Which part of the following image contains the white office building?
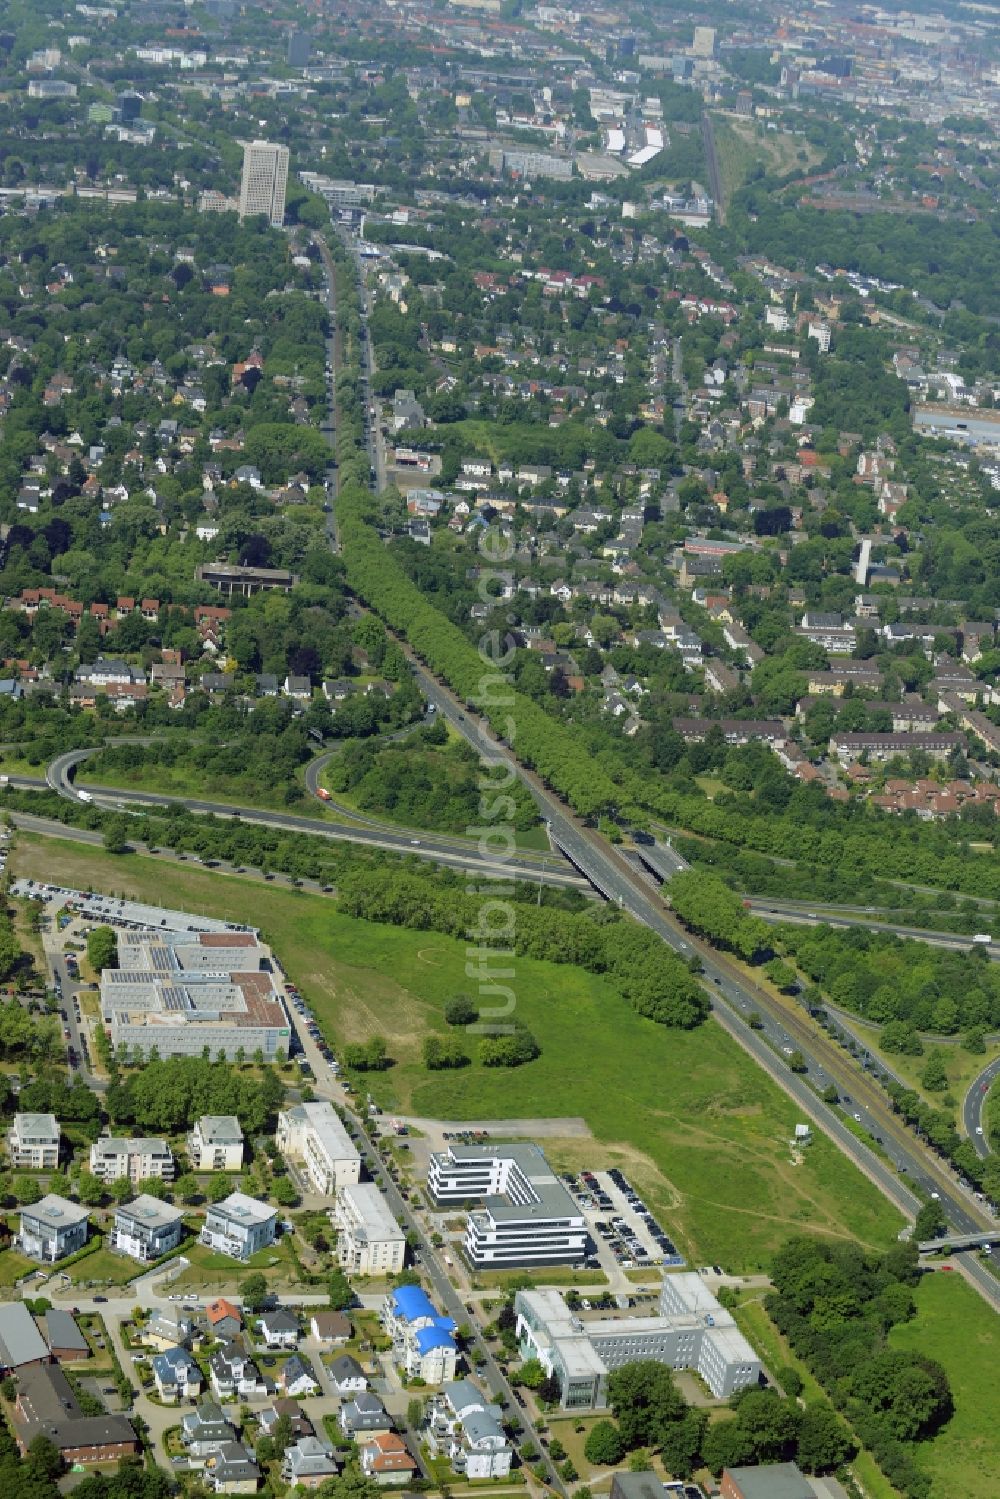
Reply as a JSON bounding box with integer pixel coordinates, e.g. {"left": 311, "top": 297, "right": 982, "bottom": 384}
{"left": 277, "top": 1102, "right": 360, "bottom": 1196}
{"left": 8, "top": 1113, "right": 60, "bottom": 1170}
{"left": 334, "top": 1183, "right": 406, "bottom": 1276}
{"left": 427, "top": 1143, "right": 587, "bottom": 1268}
{"left": 100, "top": 929, "right": 290, "bottom": 1062}
{"left": 90, "top": 1136, "right": 175, "bottom": 1184}
{"left": 239, "top": 139, "right": 290, "bottom": 227}
{"left": 187, "top": 1116, "right": 244, "bottom": 1172}
{"left": 515, "top": 1274, "right": 760, "bottom": 1409}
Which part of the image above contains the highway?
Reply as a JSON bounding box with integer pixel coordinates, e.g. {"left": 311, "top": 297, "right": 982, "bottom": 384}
{"left": 748, "top": 898, "right": 1000, "bottom": 960}
{"left": 39, "top": 747, "right": 589, "bottom": 892}
{"left": 402, "top": 654, "right": 999, "bottom": 1238}
{"left": 964, "top": 1058, "right": 1000, "bottom": 1158}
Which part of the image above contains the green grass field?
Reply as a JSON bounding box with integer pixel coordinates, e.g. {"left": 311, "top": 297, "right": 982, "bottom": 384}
{"left": 12, "top": 834, "right": 904, "bottom": 1270}
{"left": 889, "top": 1271, "right": 999, "bottom": 1499}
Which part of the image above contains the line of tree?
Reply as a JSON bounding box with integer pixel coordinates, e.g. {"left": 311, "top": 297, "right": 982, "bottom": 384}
{"left": 777, "top": 922, "right": 1000, "bottom": 1036}
{"left": 106, "top": 1055, "right": 285, "bottom": 1134}
{"left": 668, "top": 870, "right": 773, "bottom": 962}
{"left": 578, "top": 1358, "right": 852, "bottom": 1482}
{"left": 337, "top": 866, "right": 709, "bottom": 1029}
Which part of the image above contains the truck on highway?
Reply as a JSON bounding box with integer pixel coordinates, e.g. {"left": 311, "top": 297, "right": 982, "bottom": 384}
{"left": 77, "top": 790, "right": 93, "bottom": 803}
{"left": 316, "top": 787, "right": 331, "bottom": 802}
{"left": 972, "top": 933, "right": 993, "bottom": 945}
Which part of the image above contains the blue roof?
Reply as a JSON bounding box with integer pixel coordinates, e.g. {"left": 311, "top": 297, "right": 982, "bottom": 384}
{"left": 391, "top": 1285, "right": 437, "bottom": 1323}
{"left": 414, "top": 1326, "right": 456, "bottom": 1354}
{"left": 153, "top": 1346, "right": 197, "bottom": 1377}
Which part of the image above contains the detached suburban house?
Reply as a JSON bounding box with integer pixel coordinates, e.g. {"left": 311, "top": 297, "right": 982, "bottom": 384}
{"left": 153, "top": 1346, "right": 203, "bottom": 1404}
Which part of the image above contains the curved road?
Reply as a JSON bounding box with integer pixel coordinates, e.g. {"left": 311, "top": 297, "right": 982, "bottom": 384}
{"left": 964, "top": 1059, "right": 1000, "bottom": 1159}
{"left": 43, "top": 747, "right": 589, "bottom": 892}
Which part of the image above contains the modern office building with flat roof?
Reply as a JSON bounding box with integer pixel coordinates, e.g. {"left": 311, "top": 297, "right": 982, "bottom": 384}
{"left": 515, "top": 1273, "right": 760, "bottom": 1409}
{"left": 427, "top": 1143, "right": 587, "bottom": 1268}
{"left": 277, "top": 1101, "right": 361, "bottom": 1196}
{"left": 100, "top": 929, "right": 290, "bottom": 1061}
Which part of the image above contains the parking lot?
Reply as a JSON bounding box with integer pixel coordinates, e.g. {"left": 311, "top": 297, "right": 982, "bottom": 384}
{"left": 12, "top": 879, "right": 248, "bottom": 935}
{"left": 561, "top": 1165, "right": 685, "bottom": 1270}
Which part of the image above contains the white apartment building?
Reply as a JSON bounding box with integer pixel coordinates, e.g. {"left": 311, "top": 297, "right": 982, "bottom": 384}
{"left": 334, "top": 1183, "right": 406, "bottom": 1276}
{"left": 427, "top": 1143, "right": 587, "bottom": 1268}
{"left": 239, "top": 139, "right": 289, "bottom": 226}
{"left": 277, "top": 1102, "right": 360, "bottom": 1196}
{"left": 200, "top": 1192, "right": 277, "bottom": 1261}
{"left": 426, "top": 1381, "right": 512, "bottom": 1479}
{"left": 111, "top": 1195, "right": 185, "bottom": 1262}
{"left": 187, "top": 1116, "right": 244, "bottom": 1171}
{"left": 8, "top": 1113, "right": 60, "bottom": 1170}
{"left": 90, "top": 1136, "right": 175, "bottom": 1184}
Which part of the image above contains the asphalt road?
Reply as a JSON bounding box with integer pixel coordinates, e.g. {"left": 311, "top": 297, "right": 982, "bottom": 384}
{"left": 404, "top": 655, "right": 998, "bottom": 1245}
{"left": 963, "top": 1057, "right": 1000, "bottom": 1158}
{"left": 749, "top": 898, "right": 1000, "bottom": 960}
{"left": 42, "top": 747, "right": 588, "bottom": 891}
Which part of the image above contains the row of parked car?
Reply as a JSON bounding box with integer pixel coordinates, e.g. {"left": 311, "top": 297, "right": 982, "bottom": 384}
{"left": 287, "top": 983, "right": 339, "bottom": 1076}
{"left": 607, "top": 1166, "right": 682, "bottom": 1263}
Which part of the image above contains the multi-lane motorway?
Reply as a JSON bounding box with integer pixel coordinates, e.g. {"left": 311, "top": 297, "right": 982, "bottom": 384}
{"left": 399, "top": 664, "right": 1000, "bottom": 1310}
{"left": 37, "top": 747, "right": 588, "bottom": 892}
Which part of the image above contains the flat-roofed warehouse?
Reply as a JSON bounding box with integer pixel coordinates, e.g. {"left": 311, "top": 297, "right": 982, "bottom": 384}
{"left": 100, "top": 929, "right": 291, "bottom": 1061}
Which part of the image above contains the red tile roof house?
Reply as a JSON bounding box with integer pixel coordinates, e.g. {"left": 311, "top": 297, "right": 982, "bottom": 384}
{"left": 359, "top": 1432, "right": 418, "bottom": 1485}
